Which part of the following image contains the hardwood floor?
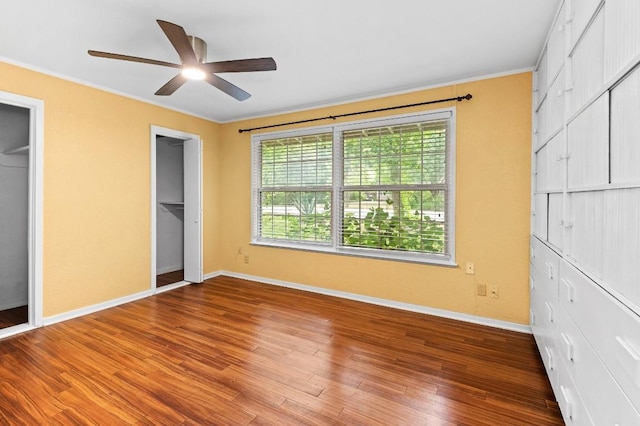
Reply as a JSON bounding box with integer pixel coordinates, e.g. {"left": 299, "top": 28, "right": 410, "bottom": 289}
{"left": 0, "top": 276, "right": 563, "bottom": 425}
{"left": 156, "top": 269, "right": 184, "bottom": 287}
{"left": 0, "top": 305, "right": 28, "bottom": 329}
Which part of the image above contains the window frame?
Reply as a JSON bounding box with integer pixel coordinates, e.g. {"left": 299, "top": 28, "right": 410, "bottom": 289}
{"left": 251, "top": 108, "right": 456, "bottom": 266}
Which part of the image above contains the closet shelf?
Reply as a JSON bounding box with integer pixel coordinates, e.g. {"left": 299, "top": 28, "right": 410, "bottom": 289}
{"left": 159, "top": 201, "right": 184, "bottom": 210}
{"left": 2, "top": 145, "right": 29, "bottom": 156}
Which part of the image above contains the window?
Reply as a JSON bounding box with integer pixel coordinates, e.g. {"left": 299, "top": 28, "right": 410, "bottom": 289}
{"left": 252, "top": 108, "right": 455, "bottom": 265}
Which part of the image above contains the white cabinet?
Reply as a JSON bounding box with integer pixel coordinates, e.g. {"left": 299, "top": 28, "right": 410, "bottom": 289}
{"left": 559, "top": 261, "right": 640, "bottom": 418}
{"left": 602, "top": 189, "right": 640, "bottom": 308}
{"left": 531, "top": 1, "right": 640, "bottom": 424}
{"left": 610, "top": 66, "right": 640, "bottom": 184}
{"left": 565, "top": 191, "right": 604, "bottom": 279}
{"left": 604, "top": 0, "right": 640, "bottom": 82}
{"left": 569, "top": 8, "right": 604, "bottom": 116}
{"left": 567, "top": 94, "right": 608, "bottom": 189}
{"left": 547, "top": 3, "right": 566, "bottom": 88}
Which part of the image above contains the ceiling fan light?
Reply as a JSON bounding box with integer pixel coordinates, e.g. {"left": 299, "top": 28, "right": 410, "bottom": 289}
{"left": 181, "top": 67, "right": 206, "bottom": 80}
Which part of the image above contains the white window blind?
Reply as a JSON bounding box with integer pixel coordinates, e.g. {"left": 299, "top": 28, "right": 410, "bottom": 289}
{"left": 255, "top": 130, "right": 333, "bottom": 243}
{"left": 339, "top": 119, "right": 451, "bottom": 258}
{"left": 252, "top": 108, "right": 456, "bottom": 265}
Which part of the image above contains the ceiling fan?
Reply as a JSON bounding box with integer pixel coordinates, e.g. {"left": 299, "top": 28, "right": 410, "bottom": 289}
{"left": 88, "top": 20, "right": 276, "bottom": 101}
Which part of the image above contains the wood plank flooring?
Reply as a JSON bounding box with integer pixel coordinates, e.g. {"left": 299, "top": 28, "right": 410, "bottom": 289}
{"left": 0, "top": 276, "right": 563, "bottom": 425}
{"left": 0, "top": 305, "right": 28, "bottom": 329}
{"left": 156, "top": 269, "right": 185, "bottom": 287}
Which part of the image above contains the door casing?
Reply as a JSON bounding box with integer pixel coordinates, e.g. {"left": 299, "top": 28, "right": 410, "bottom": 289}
{"left": 150, "top": 125, "right": 203, "bottom": 290}
{"left": 0, "top": 91, "right": 44, "bottom": 339}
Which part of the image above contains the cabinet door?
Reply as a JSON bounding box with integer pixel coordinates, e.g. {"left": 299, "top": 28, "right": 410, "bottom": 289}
{"left": 546, "top": 131, "right": 565, "bottom": 192}
{"left": 610, "top": 67, "right": 640, "bottom": 184}
{"left": 570, "top": 0, "right": 602, "bottom": 50}
{"left": 567, "top": 94, "right": 609, "bottom": 189}
{"left": 547, "top": 69, "right": 566, "bottom": 140}
{"left": 603, "top": 189, "right": 640, "bottom": 307}
{"left": 547, "top": 4, "right": 566, "bottom": 86}
{"left": 570, "top": 10, "right": 604, "bottom": 115}
{"left": 548, "top": 194, "right": 563, "bottom": 250}
{"left": 533, "top": 194, "right": 548, "bottom": 240}
{"left": 604, "top": 0, "right": 640, "bottom": 81}
{"left": 566, "top": 192, "right": 603, "bottom": 278}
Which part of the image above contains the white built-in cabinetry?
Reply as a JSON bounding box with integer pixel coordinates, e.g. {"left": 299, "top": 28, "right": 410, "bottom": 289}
{"left": 531, "top": 1, "right": 640, "bottom": 424}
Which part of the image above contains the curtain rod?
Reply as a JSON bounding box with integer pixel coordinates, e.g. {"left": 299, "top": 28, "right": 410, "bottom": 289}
{"left": 238, "top": 93, "right": 472, "bottom": 133}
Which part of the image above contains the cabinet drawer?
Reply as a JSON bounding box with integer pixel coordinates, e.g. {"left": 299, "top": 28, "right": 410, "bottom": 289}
{"left": 559, "top": 259, "right": 640, "bottom": 413}
{"left": 556, "top": 362, "right": 594, "bottom": 426}
{"left": 558, "top": 307, "right": 640, "bottom": 425}
{"left": 531, "top": 237, "right": 560, "bottom": 304}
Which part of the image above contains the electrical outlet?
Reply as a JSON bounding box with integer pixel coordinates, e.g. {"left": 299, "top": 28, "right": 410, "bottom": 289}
{"left": 477, "top": 283, "right": 487, "bottom": 296}
{"left": 465, "top": 262, "right": 475, "bottom": 275}
{"left": 490, "top": 285, "right": 499, "bottom": 299}
{"left": 244, "top": 255, "right": 250, "bottom": 264}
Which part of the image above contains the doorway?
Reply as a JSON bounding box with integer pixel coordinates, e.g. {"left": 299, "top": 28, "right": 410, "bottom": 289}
{"left": 0, "top": 91, "right": 43, "bottom": 339}
{"left": 151, "top": 126, "right": 203, "bottom": 292}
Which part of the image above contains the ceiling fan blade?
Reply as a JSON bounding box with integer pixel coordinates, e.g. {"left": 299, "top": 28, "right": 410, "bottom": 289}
{"left": 201, "top": 57, "right": 277, "bottom": 73}
{"left": 156, "top": 20, "right": 197, "bottom": 65}
{"left": 155, "top": 74, "right": 188, "bottom": 96}
{"left": 205, "top": 74, "right": 251, "bottom": 101}
{"left": 88, "top": 50, "right": 182, "bottom": 69}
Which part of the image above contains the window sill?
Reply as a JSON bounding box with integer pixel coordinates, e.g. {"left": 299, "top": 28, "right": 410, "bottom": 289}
{"left": 251, "top": 239, "right": 457, "bottom": 267}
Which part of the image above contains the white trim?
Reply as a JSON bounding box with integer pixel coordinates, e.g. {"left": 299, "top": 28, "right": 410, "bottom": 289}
{"left": 150, "top": 125, "right": 203, "bottom": 291}
{"left": 0, "top": 296, "right": 28, "bottom": 311}
{"left": 251, "top": 108, "right": 456, "bottom": 266}
{"left": 0, "top": 56, "right": 216, "bottom": 124}
{"left": 156, "top": 265, "right": 184, "bottom": 275}
{"left": 155, "top": 281, "right": 191, "bottom": 294}
{"left": 0, "top": 323, "right": 36, "bottom": 340}
{"left": 222, "top": 68, "right": 534, "bottom": 123}
{"left": 203, "top": 271, "right": 224, "bottom": 281}
{"left": 43, "top": 290, "right": 154, "bottom": 326}
{"left": 211, "top": 271, "right": 532, "bottom": 334}
{"left": 0, "top": 57, "right": 534, "bottom": 125}
{"left": 0, "top": 91, "right": 44, "bottom": 333}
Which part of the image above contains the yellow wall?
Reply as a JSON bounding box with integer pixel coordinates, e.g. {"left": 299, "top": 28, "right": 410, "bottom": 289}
{"left": 0, "top": 62, "right": 222, "bottom": 317}
{"left": 1, "top": 60, "right": 531, "bottom": 324}
{"left": 219, "top": 72, "right": 532, "bottom": 324}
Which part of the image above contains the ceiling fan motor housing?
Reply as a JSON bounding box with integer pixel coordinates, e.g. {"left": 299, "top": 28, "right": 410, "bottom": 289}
{"left": 187, "top": 36, "right": 207, "bottom": 63}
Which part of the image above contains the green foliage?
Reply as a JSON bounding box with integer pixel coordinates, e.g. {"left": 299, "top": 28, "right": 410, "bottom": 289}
{"left": 261, "top": 211, "right": 331, "bottom": 242}
{"left": 342, "top": 208, "right": 444, "bottom": 253}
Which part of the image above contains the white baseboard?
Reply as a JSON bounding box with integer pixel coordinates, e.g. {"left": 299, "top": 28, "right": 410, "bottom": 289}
{"left": 42, "top": 270, "right": 531, "bottom": 333}
{"left": 211, "top": 270, "right": 532, "bottom": 334}
{"left": 156, "top": 265, "right": 184, "bottom": 275}
{"left": 203, "top": 270, "right": 224, "bottom": 281}
{"left": 0, "top": 296, "right": 28, "bottom": 311}
{"left": 43, "top": 289, "right": 154, "bottom": 326}
{"left": 0, "top": 323, "right": 36, "bottom": 340}
{"left": 155, "top": 280, "right": 191, "bottom": 294}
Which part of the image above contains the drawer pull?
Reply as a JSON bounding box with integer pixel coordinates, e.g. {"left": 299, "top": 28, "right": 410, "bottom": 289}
{"left": 560, "top": 386, "right": 573, "bottom": 421}
{"left": 561, "top": 333, "right": 574, "bottom": 362}
{"left": 530, "top": 276, "right": 535, "bottom": 290}
{"left": 546, "top": 302, "right": 554, "bottom": 323}
{"left": 616, "top": 336, "right": 640, "bottom": 387}
{"left": 545, "top": 261, "right": 554, "bottom": 280}
{"left": 530, "top": 309, "right": 536, "bottom": 326}
{"left": 546, "top": 346, "right": 555, "bottom": 371}
{"left": 561, "top": 278, "right": 575, "bottom": 303}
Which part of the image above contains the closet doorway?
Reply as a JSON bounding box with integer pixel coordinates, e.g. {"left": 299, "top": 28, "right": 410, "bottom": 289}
{"left": 151, "top": 126, "right": 203, "bottom": 292}
{"left": 0, "top": 91, "right": 43, "bottom": 339}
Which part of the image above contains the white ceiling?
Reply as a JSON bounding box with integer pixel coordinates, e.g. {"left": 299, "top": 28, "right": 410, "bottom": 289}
{"left": 1, "top": 0, "right": 560, "bottom": 123}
